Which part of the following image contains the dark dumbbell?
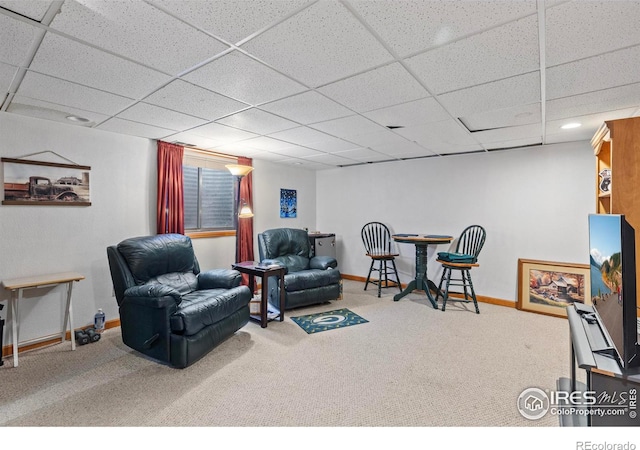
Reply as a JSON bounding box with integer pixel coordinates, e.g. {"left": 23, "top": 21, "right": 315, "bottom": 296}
{"left": 85, "top": 327, "right": 101, "bottom": 343}
{"left": 75, "top": 330, "right": 90, "bottom": 345}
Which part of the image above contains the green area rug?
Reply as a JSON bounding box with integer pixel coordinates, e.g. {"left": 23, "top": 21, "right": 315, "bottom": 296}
{"left": 290, "top": 308, "right": 368, "bottom": 334}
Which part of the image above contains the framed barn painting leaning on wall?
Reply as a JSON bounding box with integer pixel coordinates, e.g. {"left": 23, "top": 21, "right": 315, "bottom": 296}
{"left": 517, "top": 258, "right": 591, "bottom": 318}
{"left": 2, "top": 158, "right": 91, "bottom": 206}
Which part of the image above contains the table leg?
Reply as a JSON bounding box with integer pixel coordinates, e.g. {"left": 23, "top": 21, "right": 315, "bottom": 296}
{"left": 279, "top": 272, "right": 285, "bottom": 322}
{"left": 62, "top": 281, "right": 76, "bottom": 351}
{"left": 260, "top": 275, "right": 267, "bottom": 328}
{"left": 11, "top": 290, "right": 20, "bottom": 367}
{"left": 393, "top": 243, "right": 438, "bottom": 308}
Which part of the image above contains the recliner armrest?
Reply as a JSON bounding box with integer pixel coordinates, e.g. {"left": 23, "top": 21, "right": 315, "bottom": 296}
{"left": 310, "top": 256, "right": 338, "bottom": 270}
{"left": 198, "top": 269, "right": 242, "bottom": 289}
{"left": 124, "top": 284, "right": 182, "bottom": 307}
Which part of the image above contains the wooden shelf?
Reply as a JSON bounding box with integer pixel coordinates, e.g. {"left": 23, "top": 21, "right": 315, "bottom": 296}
{"left": 592, "top": 117, "right": 640, "bottom": 312}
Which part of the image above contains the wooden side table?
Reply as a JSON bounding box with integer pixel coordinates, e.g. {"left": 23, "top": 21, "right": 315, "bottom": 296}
{"left": 1, "top": 271, "right": 85, "bottom": 367}
{"left": 232, "top": 262, "right": 285, "bottom": 328}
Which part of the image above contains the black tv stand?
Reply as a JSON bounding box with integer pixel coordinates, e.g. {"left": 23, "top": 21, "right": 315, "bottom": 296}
{"left": 563, "top": 303, "right": 640, "bottom": 426}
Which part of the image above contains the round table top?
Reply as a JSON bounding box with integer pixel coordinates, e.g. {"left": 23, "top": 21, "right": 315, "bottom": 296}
{"left": 392, "top": 234, "right": 453, "bottom": 244}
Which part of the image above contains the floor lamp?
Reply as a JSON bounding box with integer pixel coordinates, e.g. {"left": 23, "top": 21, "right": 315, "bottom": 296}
{"left": 226, "top": 164, "right": 254, "bottom": 263}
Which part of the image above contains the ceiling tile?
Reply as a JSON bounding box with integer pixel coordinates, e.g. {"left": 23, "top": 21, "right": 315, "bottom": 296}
{"left": 240, "top": 150, "right": 291, "bottom": 162}
{"left": 96, "top": 117, "right": 176, "bottom": 139}
{"left": 117, "top": 102, "right": 208, "bottom": 131}
{"left": 343, "top": 129, "right": 411, "bottom": 148}
{"left": 483, "top": 137, "right": 542, "bottom": 150}
{"left": 472, "top": 123, "right": 541, "bottom": 145}
{"left": 437, "top": 71, "right": 540, "bottom": 118}
{"left": 242, "top": 0, "right": 393, "bottom": 87}
{"left": 363, "top": 97, "right": 451, "bottom": 127}
{"left": 144, "top": 79, "right": 249, "bottom": 120}
{"left": 0, "top": 0, "right": 52, "bottom": 21}
{"left": 394, "top": 119, "right": 479, "bottom": 148}
{"left": 216, "top": 108, "right": 298, "bottom": 135}
{"left": 301, "top": 137, "right": 360, "bottom": 153}
{"left": 370, "top": 140, "right": 430, "bottom": 156}
{"left": 150, "top": 0, "right": 313, "bottom": 45}
{"left": 318, "top": 62, "right": 428, "bottom": 112}
{"left": 208, "top": 142, "right": 264, "bottom": 156}
{"left": 546, "top": 1, "right": 640, "bottom": 67}
{"left": 259, "top": 91, "right": 353, "bottom": 124}
{"left": 161, "top": 131, "right": 223, "bottom": 149}
{"left": 268, "top": 126, "right": 333, "bottom": 146}
{"left": 16, "top": 71, "right": 134, "bottom": 115}
{"left": 294, "top": 160, "right": 335, "bottom": 170}
{"left": 546, "top": 83, "right": 640, "bottom": 121}
{"left": 331, "top": 147, "right": 392, "bottom": 163}
{"left": 303, "top": 152, "right": 359, "bottom": 166}
{"left": 349, "top": 0, "right": 536, "bottom": 57}
{"left": 546, "top": 46, "right": 640, "bottom": 100}
{"left": 267, "top": 126, "right": 358, "bottom": 152}
{"left": 29, "top": 33, "right": 171, "bottom": 99}
{"left": 309, "top": 115, "right": 387, "bottom": 138}
{"left": 235, "top": 135, "right": 295, "bottom": 152}
{"left": 49, "top": 0, "right": 229, "bottom": 76}
{"left": 270, "top": 145, "right": 326, "bottom": 158}
{"left": 187, "top": 121, "right": 259, "bottom": 144}
{"left": 0, "top": 13, "right": 40, "bottom": 66}
{"left": 182, "top": 51, "right": 307, "bottom": 105}
{"left": 7, "top": 94, "right": 110, "bottom": 127}
{"left": 405, "top": 15, "right": 539, "bottom": 94}
{"left": 460, "top": 103, "right": 541, "bottom": 131}
{"left": 0, "top": 61, "right": 16, "bottom": 92}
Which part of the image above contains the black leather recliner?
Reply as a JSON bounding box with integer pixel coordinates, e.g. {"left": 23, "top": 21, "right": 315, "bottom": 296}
{"left": 107, "top": 234, "right": 251, "bottom": 369}
{"left": 258, "top": 228, "right": 341, "bottom": 310}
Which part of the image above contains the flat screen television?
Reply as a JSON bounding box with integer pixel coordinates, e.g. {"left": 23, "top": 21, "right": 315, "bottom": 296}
{"left": 588, "top": 214, "right": 640, "bottom": 369}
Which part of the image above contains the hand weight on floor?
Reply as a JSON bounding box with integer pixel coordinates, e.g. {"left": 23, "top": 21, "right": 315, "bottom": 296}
{"left": 75, "top": 326, "right": 101, "bottom": 345}
{"left": 75, "top": 329, "right": 90, "bottom": 345}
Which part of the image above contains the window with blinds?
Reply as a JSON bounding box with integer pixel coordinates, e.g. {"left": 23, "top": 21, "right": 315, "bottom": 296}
{"left": 183, "top": 149, "right": 236, "bottom": 233}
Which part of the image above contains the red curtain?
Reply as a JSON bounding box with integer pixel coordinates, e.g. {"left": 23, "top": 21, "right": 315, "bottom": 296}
{"left": 237, "top": 157, "right": 254, "bottom": 284}
{"left": 157, "top": 141, "right": 185, "bottom": 235}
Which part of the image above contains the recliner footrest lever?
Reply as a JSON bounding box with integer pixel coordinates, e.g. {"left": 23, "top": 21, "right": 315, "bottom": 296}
{"left": 143, "top": 333, "right": 160, "bottom": 349}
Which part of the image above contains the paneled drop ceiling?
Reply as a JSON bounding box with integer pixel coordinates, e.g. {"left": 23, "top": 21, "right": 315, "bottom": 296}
{"left": 2, "top": 0, "right": 640, "bottom": 170}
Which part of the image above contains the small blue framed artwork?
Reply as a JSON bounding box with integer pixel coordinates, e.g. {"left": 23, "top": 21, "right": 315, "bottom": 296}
{"left": 280, "top": 188, "right": 297, "bottom": 218}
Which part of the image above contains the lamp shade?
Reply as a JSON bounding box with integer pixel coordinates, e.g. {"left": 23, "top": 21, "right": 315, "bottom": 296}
{"left": 225, "top": 164, "right": 254, "bottom": 177}
{"left": 239, "top": 204, "right": 254, "bottom": 218}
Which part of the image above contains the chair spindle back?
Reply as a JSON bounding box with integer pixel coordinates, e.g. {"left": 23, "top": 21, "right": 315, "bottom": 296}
{"left": 456, "top": 225, "right": 486, "bottom": 258}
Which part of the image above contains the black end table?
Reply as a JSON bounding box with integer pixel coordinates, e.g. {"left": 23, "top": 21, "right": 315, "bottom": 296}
{"left": 232, "top": 262, "right": 286, "bottom": 328}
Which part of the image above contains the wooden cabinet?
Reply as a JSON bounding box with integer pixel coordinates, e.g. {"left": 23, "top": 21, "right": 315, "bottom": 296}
{"left": 591, "top": 116, "right": 640, "bottom": 314}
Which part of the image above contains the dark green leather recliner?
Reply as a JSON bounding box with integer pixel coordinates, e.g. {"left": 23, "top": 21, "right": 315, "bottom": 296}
{"left": 258, "top": 228, "right": 341, "bottom": 311}
{"left": 107, "top": 234, "right": 251, "bottom": 369}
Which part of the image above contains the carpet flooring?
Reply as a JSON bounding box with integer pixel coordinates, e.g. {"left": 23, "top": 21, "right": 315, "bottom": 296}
{"left": 1, "top": 279, "right": 595, "bottom": 444}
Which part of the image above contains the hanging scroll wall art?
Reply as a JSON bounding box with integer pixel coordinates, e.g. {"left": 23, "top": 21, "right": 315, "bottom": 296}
{"left": 2, "top": 158, "right": 91, "bottom": 206}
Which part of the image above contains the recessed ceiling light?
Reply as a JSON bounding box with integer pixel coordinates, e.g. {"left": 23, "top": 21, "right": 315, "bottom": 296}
{"left": 561, "top": 122, "right": 581, "bottom": 129}
{"left": 66, "top": 115, "right": 90, "bottom": 123}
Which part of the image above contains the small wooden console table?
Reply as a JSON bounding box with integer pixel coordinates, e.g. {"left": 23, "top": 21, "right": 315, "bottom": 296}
{"left": 1, "top": 271, "right": 84, "bottom": 367}
{"left": 232, "top": 262, "right": 285, "bottom": 328}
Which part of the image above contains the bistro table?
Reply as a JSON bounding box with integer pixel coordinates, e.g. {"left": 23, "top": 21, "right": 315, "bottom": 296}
{"left": 392, "top": 234, "right": 453, "bottom": 308}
